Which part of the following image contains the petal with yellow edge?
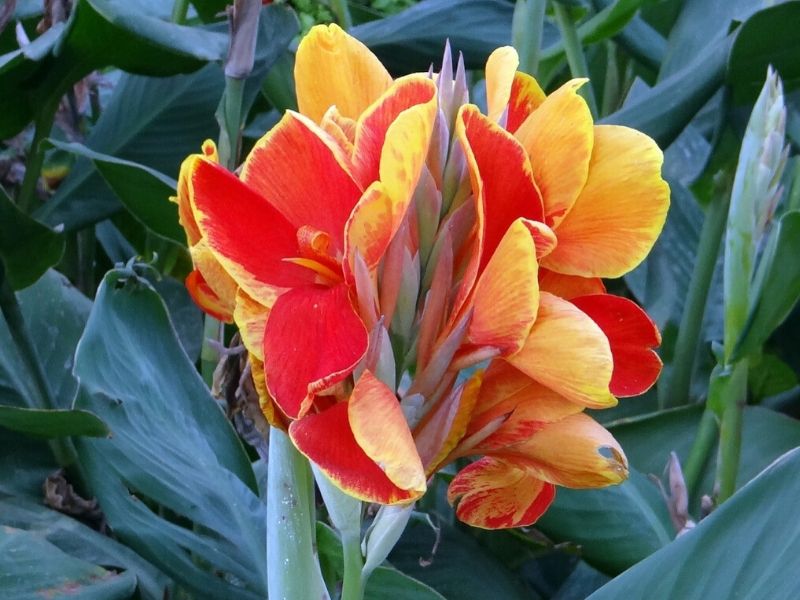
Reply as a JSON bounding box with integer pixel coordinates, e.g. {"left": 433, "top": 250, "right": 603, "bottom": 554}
{"left": 189, "top": 240, "right": 238, "bottom": 308}
{"left": 506, "top": 72, "right": 546, "bottom": 133}
{"left": 467, "top": 218, "right": 539, "bottom": 355}
{"left": 457, "top": 104, "right": 543, "bottom": 273}
{"left": 542, "top": 125, "right": 670, "bottom": 278}
{"left": 189, "top": 157, "right": 313, "bottom": 304}
{"left": 499, "top": 413, "right": 628, "bottom": 488}
{"left": 290, "top": 401, "right": 423, "bottom": 505}
{"left": 348, "top": 370, "right": 426, "bottom": 493}
{"left": 507, "top": 292, "right": 616, "bottom": 408}
{"left": 263, "top": 283, "right": 368, "bottom": 419}
{"left": 250, "top": 356, "right": 287, "bottom": 431}
{"left": 571, "top": 294, "right": 662, "bottom": 397}
{"left": 185, "top": 269, "right": 234, "bottom": 323}
{"left": 515, "top": 79, "right": 593, "bottom": 226}
{"left": 320, "top": 106, "right": 355, "bottom": 156}
{"left": 233, "top": 288, "right": 271, "bottom": 360}
{"left": 448, "top": 457, "right": 555, "bottom": 529}
{"left": 295, "top": 23, "right": 393, "bottom": 123}
{"left": 485, "top": 46, "right": 519, "bottom": 123}
{"left": 241, "top": 111, "right": 361, "bottom": 250}
{"left": 538, "top": 268, "right": 605, "bottom": 300}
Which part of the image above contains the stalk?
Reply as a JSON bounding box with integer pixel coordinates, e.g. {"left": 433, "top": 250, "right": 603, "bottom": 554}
{"left": 552, "top": 2, "right": 598, "bottom": 117}
{"left": 17, "top": 103, "right": 58, "bottom": 213}
{"left": 681, "top": 408, "right": 718, "bottom": 499}
{"left": 715, "top": 360, "right": 748, "bottom": 502}
{"left": 341, "top": 532, "right": 366, "bottom": 600}
{"left": 330, "top": 0, "right": 353, "bottom": 29}
{"left": 171, "top": 0, "right": 190, "bottom": 24}
{"left": 513, "top": 0, "right": 547, "bottom": 75}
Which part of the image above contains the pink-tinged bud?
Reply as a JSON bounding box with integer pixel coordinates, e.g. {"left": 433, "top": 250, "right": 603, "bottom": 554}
{"left": 416, "top": 232, "right": 454, "bottom": 370}
{"left": 414, "top": 166, "right": 443, "bottom": 267}
{"left": 225, "top": 0, "right": 261, "bottom": 79}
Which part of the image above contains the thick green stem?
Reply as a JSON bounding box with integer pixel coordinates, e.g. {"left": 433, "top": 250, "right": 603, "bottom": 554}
{"left": 217, "top": 76, "right": 245, "bottom": 171}
{"left": 267, "top": 428, "right": 330, "bottom": 600}
{"left": 341, "top": 532, "right": 366, "bottom": 600}
{"left": 330, "top": 0, "right": 353, "bottom": 29}
{"left": 0, "top": 269, "right": 79, "bottom": 468}
{"left": 716, "top": 360, "right": 748, "bottom": 502}
{"left": 513, "top": 0, "right": 547, "bottom": 75}
{"left": 171, "top": 0, "right": 190, "bottom": 24}
{"left": 553, "top": 2, "right": 598, "bottom": 117}
{"left": 17, "top": 105, "right": 58, "bottom": 213}
{"left": 682, "top": 408, "right": 718, "bottom": 499}
{"left": 661, "top": 193, "right": 729, "bottom": 408}
{"left": 200, "top": 315, "right": 222, "bottom": 386}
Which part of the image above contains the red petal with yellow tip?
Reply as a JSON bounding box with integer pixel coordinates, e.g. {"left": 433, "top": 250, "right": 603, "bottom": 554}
{"left": 457, "top": 105, "right": 544, "bottom": 273}
{"left": 507, "top": 292, "right": 616, "bottom": 408}
{"left": 467, "top": 219, "right": 539, "bottom": 355}
{"left": 186, "top": 240, "right": 238, "bottom": 322}
{"left": 538, "top": 269, "right": 605, "bottom": 299}
{"left": 523, "top": 220, "right": 557, "bottom": 259}
{"left": 348, "top": 371, "right": 426, "bottom": 493}
{"left": 506, "top": 72, "right": 546, "bottom": 133}
{"left": 250, "top": 357, "right": 287, "bottom": 431}
{"left": 485, "top": 46, "right": 519, "bottom": 123}
{"left": 542, "top": 125, "right": 670, "bottom": 278}
{"left": 190, "top": 158, "right": 313, "bottom": 304}
{"left": 498, "top": 413, "right": 628, "bottom": 488}
{"left": 448, "top": 458, "right": 555, "bottom": 529}
{"left": 185, "top": 270, "right": 234, "bottom": 322}
{"left": 233, "top": 288, "right": 271, "bottom": 360}
{"left": 571, "top": 294, "right": 662, "bottom": 397}
{"left": 295, "top": 23, "right": 392, "bottom": 123}
{"left": 515, "top": 79, "right": 593, "bottom": 226}
{"left": 264, "top": 283, "right": 368, "bottom": 419}
{"left": 241, "top": 111, "right": 361, "bottom": 250}
{"left": 289, "top": 401, "right": 422, "bottom": 505}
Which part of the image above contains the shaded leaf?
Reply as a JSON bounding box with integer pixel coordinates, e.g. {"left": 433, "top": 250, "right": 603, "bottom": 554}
{"left": 0, "top": 406, "right": 108, "bottom": 438}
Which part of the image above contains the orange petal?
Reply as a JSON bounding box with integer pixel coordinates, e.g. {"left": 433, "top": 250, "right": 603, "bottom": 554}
{"left": 571, "top": 294, "right": 662, "bottom": 397}
{"left": 264, "top": 283, "right": 368, "bottom": 419}
{"left": 467, "top": 218, "right": 539, "bottom": 355}
{"left": 542, "top": 125, "right": 670, "bottom": 277}
{"left": 320, "top": 105, "right": 356, "bottom": 156}
{"left": 507, "top": 292, "right": 616, "bottom": 408}
{"left": 185, "top": 269, "right": 234, "bottom": 322}
{"left": 348, "top": 371, "right": 426, "bottom": 493}
{"left": 289, "top": 401, "right": 422, "bottom": 505}
{"left": 515, "top": 79, "right": 593, "bottom": 226}
{"left": 251, "top": 356, "right": 287, "bottom": 431}
{"left": 240, "top": 111, "right": 361, "bottom": 251}
{"left": 448, "top": 457, "right": 555, "bottom": 529}
{"left": 233, "top": 288, "right": 271, "bottom": 360}
{"left": 538, "top": 269, "right": 605, "bottom": 299}
{"left": 524, "top": 220, "right": 557, "bottom": 259}
{"left": 295, "top": 23, "right": 393, "bottom": 123}
{"left": 506, "top": 72, "right": 546, "bottom": 133}
{"left": 500, "top": 413, "right": 628, "bottom": 488}
{"left": 485, "top": 46, "right": 519, "bottom": 123}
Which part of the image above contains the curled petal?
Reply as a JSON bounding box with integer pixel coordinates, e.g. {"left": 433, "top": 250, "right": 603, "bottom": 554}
{"left": 186, "top": 240, "right": 238, "bottom": 322}
{"left": 515, "top": 79, "right": 593, "bottom": 226}
{"left": 507, "top": 292, "right": 616, "bottom": 408}
{"left": 185, "top": 269, "right": 234, "bottom": 323}
{"left": 251, "top": 357, "right": 287, "bottom": 431}
{"left": 542, "top": 125, "right": 670, "bottom": 277}
{"left": 320, "top": 105, "right": 356, "bottom": 156}
{"left": 571, "top": 294, "right": 662, "bottom": 396}
{"left": 295, "top": 23, "right": 392, "bottom": 123}
{"left": 289, "top": 402, "right": 423, "bottom": 505}
{"left": 448, "top": 457, "right": 555, "bottom": 529}
{"left": 348, "top": 371, "right": 426, "bottom": 493}
{"left": 485, "top": 46, "right": 519, "bottom": 123}
{"left": 233, "top": 288, "right": 271, "bottom": 360}
{"left": 264, "top": 284, "right": 368, "bottom": 419}
{"left": 538, "top": 269, "right": 605, "bottom": 300}
{"left": 506, "top": 72, "right": 546, "bottom": 133}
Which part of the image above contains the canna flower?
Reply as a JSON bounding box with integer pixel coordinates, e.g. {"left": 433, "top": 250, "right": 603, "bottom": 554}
{"left": 176, "top": 24, "right": 669, "bottom": 528}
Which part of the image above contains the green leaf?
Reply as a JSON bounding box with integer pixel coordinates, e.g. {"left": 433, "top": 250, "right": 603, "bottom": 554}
{"left": 35, "top": 4, "right": 298, "bottom": 234}
{"left": 0, "top": 0, "right": 229, "bottom": 138}
{"left": 734, "top": 211, "right": 800, "bottom": 360}
{"left": 748, "top": 353, "right": 799, "bottom": 402}
{"left": 589, "top": 448, "right": 800, "bottom": 599}
{"left": 366, "top": 568, "right": 447, "bottom": 600}
{"left": 0, "top": 526, "right": 137, "bottom": 600}
{"left": 0, "top": 406, "right": 108, "bottom": 438}
{"left": 73, "top": 268, "right": 265, "bottom": 599}
{"left": 352, "top": 0, "right": 514, "bottom": 74}
{"left": 536, "top": 470, "right": 673, "bottom": 575}
{"left": 0, "top": 186, "right": 64, "bottom": 291}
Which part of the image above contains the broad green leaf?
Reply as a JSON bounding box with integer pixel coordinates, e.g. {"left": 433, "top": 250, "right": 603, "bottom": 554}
{"left": 0, "top": 0, "right": 229, "bottom": 138}
{"left": 0, "top": 428, "right": 54, "bottom": 497}
{"left": 0, "top": 526, "right": 137, "bottom": 600}
{"left": 0, "top": 497, "right": 168, "bottom": 600}
{"left": 589, "top": 448, "right": 800, "bottom": 599}
{"left": 749, "top": 353, "right": 798, "bottom": 402}
{"left": 73, "top": 268, "right": 264, "bottom": 599}
{"left": 36, "top": 4, "right": 298, "bottom": 234}
{"left": 44, "top": 140, "right": 182, "bottom": 244}
{"left": 149, "top": 276, "right": 203, "bottom": 363}
{"left": 536, "top": 470, "right": 673, "bottom": 575}
{"left": 733, "top": 211, "right": 800, "bottom": 360}
{"left": 0, "top": 186, "right": 63, "bottom": 290}
{"left": 352, "top": 0, "right": 516, "bottom": 74}
{"left": 0, "top": 406, "right": 108, "bottom": 438}
{"left": 366, "top": 568, "right": 447, "bottom": 600}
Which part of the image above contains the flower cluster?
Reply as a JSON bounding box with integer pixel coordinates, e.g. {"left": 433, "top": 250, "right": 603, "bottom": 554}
{"left": 174, "top": 24, "right": 669, "bottom": 528}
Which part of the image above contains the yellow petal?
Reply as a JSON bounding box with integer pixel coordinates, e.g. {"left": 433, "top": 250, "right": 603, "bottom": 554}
{"left": 295, "top": 24, "right": 393, "bottom": 123}
{"left": 233, "top": 288, "right": 271, "bottom": 360}
{"left": 507, "top": 292, "right": 616, "bottom": 408}
{"left": 542, "top": 124, "right": 670, "bottom": 278}
{"left": 515, "top": 79, "right": 593, "bottom": 225}
{"left": 250, "top": 357, "right": 287, "bottom": 431}
{"left": 485, "top": 46, "right": 519, "bottom": 123}
{"left": 189, "top": 240, "right": 238, "bottom": 316}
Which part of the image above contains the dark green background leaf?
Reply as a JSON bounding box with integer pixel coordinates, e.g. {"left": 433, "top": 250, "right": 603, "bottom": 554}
{"left": 0, "top": 406, "right": 108, "bottom": 438}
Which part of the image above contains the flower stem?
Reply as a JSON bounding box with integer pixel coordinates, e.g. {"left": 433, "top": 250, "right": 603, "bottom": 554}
{"left": 513, "top": 0, "right": 546, "bottom": 75}
{"left": 330, "top": 0, "right": 353, "bottom": 29}
{"left": 17, "top": 103, "right": 58, "bottom": 214}
{"left": 341, "top": 532, "right": 366, "bottom": 600}
{"left": 682, "top": 408, "right": 718, "bottom": 499}
{"left": 171, "top": 0, "right": 190, "bottom": 24}
{"left": 660, "top": 191, "right": 729, "bottom": 408}
{"left": 200, "top": 315, "right": 222, "bottom": 386}
{"left": 715, "top": 359, "right": 748, "bottom": 503}
{"left": 552, "top": 2, "right": 598, "bottom": 117}
{"left": 267, "top": 428, "right": 330, "bottom": 600}
{"left": 217, "top": 76, "right": 245, "bottom": 171}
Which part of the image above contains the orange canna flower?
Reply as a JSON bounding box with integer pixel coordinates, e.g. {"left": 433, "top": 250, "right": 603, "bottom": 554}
{"left": 175, "top": 25, "right": 670, "bottom": 526}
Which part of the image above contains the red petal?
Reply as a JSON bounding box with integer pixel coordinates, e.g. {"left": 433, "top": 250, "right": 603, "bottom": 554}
{"left": 264, "top": 284, "right": 368, "bottom": 419}
{"left": 185, "top": 269, "right": 233, "bottom": 322}
{"left": 571, "top": 294, "right": 662, "bottom": 397}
